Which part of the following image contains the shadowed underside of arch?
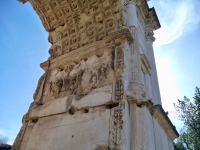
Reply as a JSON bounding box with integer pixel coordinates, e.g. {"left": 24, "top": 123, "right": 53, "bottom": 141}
{"left": 20, "top": 0, "right": 125, "bottom": 32}
{"left": 19, "top": 0, "right": 160, "bottom": 32}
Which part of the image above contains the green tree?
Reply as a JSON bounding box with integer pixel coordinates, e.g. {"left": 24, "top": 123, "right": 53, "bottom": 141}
{"left": 0, "top": 137, "right": 8, "bottom": 146}
{"left": 173, "top": 87, "right": 200, "bottom": 150}
{"left": 173, "top": 142, "right": 186, "bottom": 150}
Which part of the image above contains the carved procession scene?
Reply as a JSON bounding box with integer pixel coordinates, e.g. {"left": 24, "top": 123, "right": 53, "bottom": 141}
{"left": 37, "top": 49, "right": 124, "bottom": 102}
{"left": 12, "top": 0, "right": 179, "bottom": 150}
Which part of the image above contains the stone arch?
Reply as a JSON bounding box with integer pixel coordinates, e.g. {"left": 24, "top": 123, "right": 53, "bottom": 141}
{"left": 21, "top": 0, "right": 124, "bottom": 32}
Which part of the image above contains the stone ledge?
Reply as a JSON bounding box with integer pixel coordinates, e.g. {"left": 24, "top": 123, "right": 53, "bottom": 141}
{"left": 29, "top": 85, "right": 113, "bottom": 119}
{"left": 127, "top": 95, "right": 179, "bottom": 140}
{"left": 40, "top": 28, "right": 133, "bottom": 71}
{"left": 153, "top": 105, "right": 179, "bottom": 140}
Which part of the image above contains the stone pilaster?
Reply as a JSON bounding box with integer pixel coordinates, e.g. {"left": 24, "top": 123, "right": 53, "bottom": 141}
{"left": 12, "top": 0, "right": 178, "bottom": 150}
{"left": 145, "top": 24, "right": 162, "bottom": 105}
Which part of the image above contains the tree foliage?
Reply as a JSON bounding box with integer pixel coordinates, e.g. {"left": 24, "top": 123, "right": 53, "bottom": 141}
{"left": 173, "top": 87, "right": 200, "bottom": 150}
{"left": 173, "top": 142, "right": 186, "bottom": 150}
{"left": 0, "top": 137, "right": 8, "bottom": 146}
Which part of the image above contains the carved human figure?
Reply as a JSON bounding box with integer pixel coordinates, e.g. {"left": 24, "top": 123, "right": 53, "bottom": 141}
{"left": 63, "top": 77, "right": 70, "bottom": 91}
{"left": 89, "top": 73, "right": 98, "bottom": 89}
{"left": 99, "top": 65, "right": 107, "bottom": 78}
{"left": 97, "top": 65, "right": 109, "bottom": 87}
{"left": 56, "top": 79, "right": 63, "bottom": 94}
{"left": 72, "top": 70, "right": 84, "bottom": 94}
{"left": 43, "top": 82, "right": 54, "bottom": 100}
{"left": 91, "top": 73, "right": 97, "bottom": 83}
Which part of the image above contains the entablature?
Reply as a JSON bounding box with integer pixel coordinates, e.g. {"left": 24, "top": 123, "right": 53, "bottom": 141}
{"left": 127, "top": 95, "right": 179, "bottom": 141}
{"left": 136, "top": 0, "right": 161, "bottom": 30}
{"left": 154, "top": 105, "right": 179, "bottom": 140}
{"left": 40, "top": 28, "right": 133, "bottom": 71}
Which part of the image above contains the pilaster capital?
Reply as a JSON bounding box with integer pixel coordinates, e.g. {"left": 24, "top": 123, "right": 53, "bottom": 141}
{"left": 145, "top": 25, "right": 156, "bottom": 42}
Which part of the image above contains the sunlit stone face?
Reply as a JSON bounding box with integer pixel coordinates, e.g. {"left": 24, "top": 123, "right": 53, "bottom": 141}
{"left": 12, "top": 1, "right": 178, "bottom": 150}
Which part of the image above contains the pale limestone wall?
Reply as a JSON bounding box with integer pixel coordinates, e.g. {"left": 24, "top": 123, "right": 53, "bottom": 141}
{"left": 25, "top": 107, "right": 110, "bottom": 150}
{"left": 168, "top": 135, "right": 174, "bottom": 150}
{"left": 18, "top": 123, "right": 34, "bottom": 150}
{"left": 153, "top": 117, "right": 174, "bottom": 150}
{"left": 138, "top": 26, "right": 147, "bottom": 56}
{"left": 129, "top": 104, "right": 176, "bottom": 150}
{"left": 12, "top": 0, "right": 179, "bottom": 150}
{"left": 144, "top": 107, "right": 157, "bottom": 150}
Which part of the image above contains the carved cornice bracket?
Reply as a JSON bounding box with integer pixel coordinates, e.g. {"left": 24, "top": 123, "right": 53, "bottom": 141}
{"left": 137, "top": 0, "right": 161, "bottom": 30}
{"left": 145, "top": 24, "right": 156, "bottom": 42}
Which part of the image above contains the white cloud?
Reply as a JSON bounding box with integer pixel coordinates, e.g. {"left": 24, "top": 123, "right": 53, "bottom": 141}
{"left": 149, "top": 0, "right": 200, "bottom": 48}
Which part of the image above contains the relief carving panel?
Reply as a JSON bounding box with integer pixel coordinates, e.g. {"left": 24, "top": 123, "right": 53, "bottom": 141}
{"left": 41, "top": 51, "right": 116, "bottom": 102}
{"left": 33, "top": 44, "right": 127, "bottom": 103}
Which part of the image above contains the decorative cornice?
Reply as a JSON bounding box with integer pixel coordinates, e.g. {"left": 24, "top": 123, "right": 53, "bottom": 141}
{"left": 148, "top": 7, "right": 161, "bottom": 30}
{"left": 40, "top": 28, "right": 133, "bottom": 71}
{"left": 137, "top": 0, "right": 161, "bottom": 31}
{"left": 154, "top": 105, "right": 179, "bottom": 140}
{"left": 126, "top": 95, "right": 179, "bottom": 140}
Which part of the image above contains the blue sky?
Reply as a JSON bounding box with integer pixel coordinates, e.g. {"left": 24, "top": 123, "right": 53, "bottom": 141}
{"left": 0, "top": 0, "right": 200, "bottom": 144}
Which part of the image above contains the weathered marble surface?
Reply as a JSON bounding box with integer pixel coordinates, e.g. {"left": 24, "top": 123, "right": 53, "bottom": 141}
{"left": 12, "top": 0, "right": 178, "bottom": 150}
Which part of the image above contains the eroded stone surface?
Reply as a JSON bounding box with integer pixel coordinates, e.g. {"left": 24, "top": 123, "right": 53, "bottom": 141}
{"left": 26, "top": 107, "right": 111, "bottom": 150}
{"left": 12, "top": 0, "right": 178, "bottom": 150}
